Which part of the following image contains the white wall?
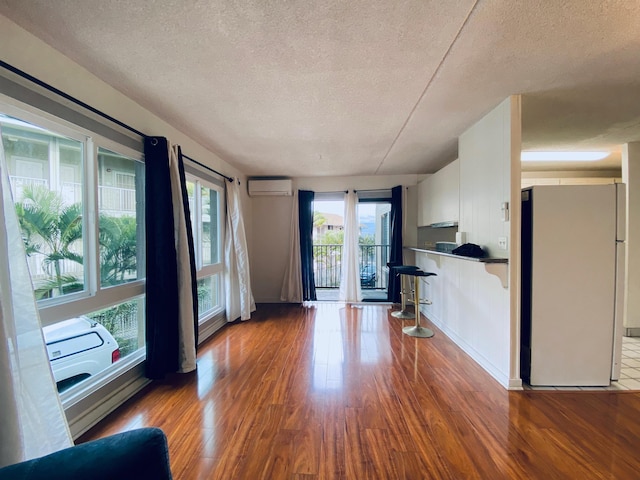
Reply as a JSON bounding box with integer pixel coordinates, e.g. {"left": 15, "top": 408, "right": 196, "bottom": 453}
{"left": 623, "top": 143, "right": 640, "bottom": 332}
{"left": 459, "top": 100, "right": 515, "bottom": 258}
{"left": 250, "top": 175, "right": 418, "bottom": 303}
{"left": 419, "top": 97, "right": 521, "bottom": 388}
{"left": 250, "top": 196, "right": 294, "bottom": 302}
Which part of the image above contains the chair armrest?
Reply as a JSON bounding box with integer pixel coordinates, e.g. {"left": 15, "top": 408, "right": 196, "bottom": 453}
{"left": 0, "top": 428, "right": 172, "bottom": 480}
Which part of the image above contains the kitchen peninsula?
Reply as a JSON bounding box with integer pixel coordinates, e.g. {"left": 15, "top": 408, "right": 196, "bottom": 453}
{"left": 404, "top": 245, "right": 512, "bottom": 386}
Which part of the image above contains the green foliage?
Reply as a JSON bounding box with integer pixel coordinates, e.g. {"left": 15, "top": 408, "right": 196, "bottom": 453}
{"left": 15, "top": 185, "right": 83, "bottom": 298}
{"left": 87, "top": 301, "right": 139, "bottom": 357}
{"left": 16, "top": 187, "right": 141, "bottom": 357}
{"left": 359, "top": 234, "right": 375, "bottom": 245}
{"left": 317, "top": 229, "right": 344, "bottom": 245}
{"left": 313, "top": 211, "right": 327, "bottom": 227}
{"left": 99, "top": 214, "right": 137, "bottom": 285}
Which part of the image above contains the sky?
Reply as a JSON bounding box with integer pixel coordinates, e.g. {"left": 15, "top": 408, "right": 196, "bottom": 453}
{"left": 314, "top": 200, "right": 376, "bottom": 217}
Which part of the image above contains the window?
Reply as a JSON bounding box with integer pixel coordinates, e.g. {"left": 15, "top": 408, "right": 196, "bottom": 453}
{"left": 186, "top": 174, "right": 224, "bottom": 322}
{"left": 98, "top": 147, "right": 143, "bottom": 288}
{"left": 1, "top": 107, "right": 145, "bottom": 396}
{"left": 3, "top": 115, "right": 86, "bottom": 299}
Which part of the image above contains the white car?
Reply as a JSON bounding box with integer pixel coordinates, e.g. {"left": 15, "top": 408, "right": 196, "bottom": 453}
{"left": 43, "top": 316, "right": 120, "bottom": 392}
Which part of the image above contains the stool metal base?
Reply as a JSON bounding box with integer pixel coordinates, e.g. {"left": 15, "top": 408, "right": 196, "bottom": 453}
{"left": 391, "top": 310, "right": 416, "bottom": 320}
{"left": 401, "top": 274, "right": 435, "bottom": 339}
{"left": 391, "top": 309, "right": 415, "bottom": 319}
{"left": 402, "top": 325, "right": 434, "bottom": 338}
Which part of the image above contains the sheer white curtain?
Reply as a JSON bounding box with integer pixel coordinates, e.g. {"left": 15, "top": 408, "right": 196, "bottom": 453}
{"left": 280, "top": 190, "right": 302, "bottom": 302}
{"left": 0, "top": 129, "right": 72, "bottom": 467}
{"left": 225, "top": 180, "right": 256, "bottom": 321}
{"left": 339, "top": 190, "right": 362, "bottom": 302}
{"left": 169, "top": 145, "right": 196, "bottom": 373}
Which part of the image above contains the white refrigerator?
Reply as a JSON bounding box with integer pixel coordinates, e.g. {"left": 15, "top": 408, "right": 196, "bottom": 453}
{"left": 520, "top": 184, "right": 626, "bottom": 386}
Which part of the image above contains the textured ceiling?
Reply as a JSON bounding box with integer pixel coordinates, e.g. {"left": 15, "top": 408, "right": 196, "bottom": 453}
{"left": 1, "top": 1, "right": 640, "bottom": 176}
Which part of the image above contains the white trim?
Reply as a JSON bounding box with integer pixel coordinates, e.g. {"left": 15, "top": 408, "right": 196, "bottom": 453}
{"left": 0, "top": 96, "right": 90, "bottom": 143}
{"left": 95, "top": 138, "right": 143, "bottom": 165}
{"left": 420, "top": 305, "right": 511, "bottom": 389}
{"left": 198, "top": 312, "right": 227, "bottom": 343}
{"left": 67, "top": 374, "right": 150, "bottom": 439}
{"left": 60, "top": 349, "right": 145, "bottom": 407}
{"left": 87, "top": 137, "right": 99, "bottom": 297}
{"left": 39, "top": 282, "right": 145, "bottom": 325}
{"left": 198, "top": 263, "right": 223, "bottom": 277}
{"left": 508, "top": 378, "right": 524, "bottom": 390}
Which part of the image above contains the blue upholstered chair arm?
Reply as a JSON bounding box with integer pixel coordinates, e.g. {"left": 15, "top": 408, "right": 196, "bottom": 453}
{"left": 0, "top": 427, "right": 172, "bottom": 480}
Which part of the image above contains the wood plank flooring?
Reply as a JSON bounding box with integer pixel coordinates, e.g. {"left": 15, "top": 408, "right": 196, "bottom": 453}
{"left": 80, "top": 303, "right": 640, "bottom": 479}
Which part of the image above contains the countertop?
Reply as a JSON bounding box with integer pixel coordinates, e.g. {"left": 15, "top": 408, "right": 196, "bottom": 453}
{"left": 405, "top": 247, "right": 509, "bottom": 264}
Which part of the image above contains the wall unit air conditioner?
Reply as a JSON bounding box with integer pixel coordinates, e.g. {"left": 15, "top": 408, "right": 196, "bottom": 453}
{"left": 248, "top": 178, "right": 293, "bottom": 196}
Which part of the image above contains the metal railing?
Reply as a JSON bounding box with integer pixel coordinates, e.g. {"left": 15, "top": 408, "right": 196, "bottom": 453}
{"left": 99, "top": 185, "right": 136, "bottom": 213}
{"left": 313, "top": 243, "right": 390, "bottom": 289}
{"left": 9, "top": 177, "right": 136, "bottom": 214}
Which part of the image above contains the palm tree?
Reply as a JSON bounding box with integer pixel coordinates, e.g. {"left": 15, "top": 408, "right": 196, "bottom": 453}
{"left": 99, "top": 214, "right": 137, "bottom": 286}
{"left": 313, "top": 211, "right": 327, "bottom": 228}
{"left": 15, "top": 185, "right": 83, "bottom": 298}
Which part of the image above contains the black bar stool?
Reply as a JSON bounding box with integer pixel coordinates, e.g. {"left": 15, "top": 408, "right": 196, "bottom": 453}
{"left": 390, "top": 265, "right": 421, "bottom": 319}
{"left": 400, "top": 270, "right": 437, "bottom": 338}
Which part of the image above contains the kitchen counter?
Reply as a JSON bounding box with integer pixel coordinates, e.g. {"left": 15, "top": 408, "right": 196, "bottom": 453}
{"left": 406, "top": 247, "right": 509, "bottom": 264}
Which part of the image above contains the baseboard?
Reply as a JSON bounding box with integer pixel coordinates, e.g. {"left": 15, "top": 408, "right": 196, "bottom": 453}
{"left": 67, "top": 369, "right": 150, "bottom": 439}
{"left": 624, "top": 327, "right": 640, "bottom": 337}
{"left": 199, "top": 313, "right": 227, "bottom": 343}
{"left": 254, "top": 297, "right": 287, "bottom": 303}
{"left": 508, "top": 378, "right": 524, "bottom": 390}
{"left": 421, "top": 306, "right": 510, "bottom": 389}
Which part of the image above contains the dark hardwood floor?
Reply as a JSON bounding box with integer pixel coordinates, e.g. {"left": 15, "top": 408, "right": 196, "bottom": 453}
{"left": 80, "top": 303, "right": 640, "bottom": 479}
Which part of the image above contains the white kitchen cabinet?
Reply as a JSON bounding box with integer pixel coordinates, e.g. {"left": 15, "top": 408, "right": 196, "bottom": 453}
{"left": 417, "top": 159, "right": 460, "bottom": 226}
{"left": 417, "top": 177, "right": 433, "bottom": 226}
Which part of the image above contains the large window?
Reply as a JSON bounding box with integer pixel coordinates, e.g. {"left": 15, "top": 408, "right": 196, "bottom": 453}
{"left": 186, "top": 174, "right": 224, "bottom": 322}
{"left": 98, "top": 147, "right": 143, "bottom": 288}
{"left": 1, "top": 107, "right": 145, "bottom": 396}
{"left": 3, "top": 115, "right": 86, "bottom": 299}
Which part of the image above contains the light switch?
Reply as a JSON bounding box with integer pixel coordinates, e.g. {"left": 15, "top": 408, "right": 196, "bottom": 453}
{"left": 501, "top": 202, "right": 509, "bottom": 222}
{"left": 498, "top": 236, "right": 508, "bottom": 250}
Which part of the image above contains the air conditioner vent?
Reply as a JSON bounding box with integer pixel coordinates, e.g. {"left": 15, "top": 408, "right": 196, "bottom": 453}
{"left": 248, "top": 179, "right": 292, "bottom": 196}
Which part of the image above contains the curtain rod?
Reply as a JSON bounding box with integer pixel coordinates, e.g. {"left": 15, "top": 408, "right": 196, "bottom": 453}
{"left": 354, "top": 188, "right": 392, "bottom": 193}
{"left": 182, "top": 154, "right": 234, "bottom": 183}
{"left": 0, "top": 60, "right": 235, "bottom": 183}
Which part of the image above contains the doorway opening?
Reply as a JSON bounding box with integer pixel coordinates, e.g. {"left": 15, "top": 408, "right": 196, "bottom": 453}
{"left": 312, "top": 197, "right": 390, "bottom": 301}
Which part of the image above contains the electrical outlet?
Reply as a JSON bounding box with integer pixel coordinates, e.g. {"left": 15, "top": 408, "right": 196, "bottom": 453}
{"left": 498, "top": 236, "right": 508, "bottom": 250}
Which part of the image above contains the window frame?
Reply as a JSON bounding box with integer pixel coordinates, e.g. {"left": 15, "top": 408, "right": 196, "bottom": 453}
{"left": 0, "top": 95, "right": 146, "bottom": 403}
{"left": 185, "top": 172, "right": 225, "bottom": 322}
{"left": 22, "top": 125, "right": 147, "bottom": 328}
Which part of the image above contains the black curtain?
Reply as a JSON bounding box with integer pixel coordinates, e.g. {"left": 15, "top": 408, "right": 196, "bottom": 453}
{"left": 144, "top": 137, "right": 198, "bottom": 379}
{"left": 299, "top": 190, "right": 316, "bottom": 301}
{"left": 387, "top": 185, "right": 403, "bottom": 302}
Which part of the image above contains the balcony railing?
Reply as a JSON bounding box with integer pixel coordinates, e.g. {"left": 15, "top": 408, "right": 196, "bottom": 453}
{"left": 9, "top": 177, "right": 136, "bottom": 214}
{"left": 313, "top": 243, "right": 390, "bottom": 289}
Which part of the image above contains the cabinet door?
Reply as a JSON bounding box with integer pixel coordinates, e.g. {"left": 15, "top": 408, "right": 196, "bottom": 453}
{"left": 417, "top": 178, "right": 432, "bottom": 226}
{"left": 431, "top": 160, "right": 459, "bottom": 224}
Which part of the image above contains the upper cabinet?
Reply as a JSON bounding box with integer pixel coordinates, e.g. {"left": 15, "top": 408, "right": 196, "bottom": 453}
{"left": 417, "top": 176, "right": 432, "bottom": 226}
{"left": 418, "top": 159, "right": 460, "bottom": 226}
